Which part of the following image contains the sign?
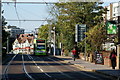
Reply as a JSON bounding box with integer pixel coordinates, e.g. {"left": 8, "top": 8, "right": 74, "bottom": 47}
{"left": 75, "top": 24, "right": 86, "bottom": 42}
{"left": 106, "top": 21, "right": 117, "bottom": 34}
{"left": 36, "top": 40, "right": 45, "bottom": 43}
{"left": 95, "top": 53, "right": 104, "bottom": 64}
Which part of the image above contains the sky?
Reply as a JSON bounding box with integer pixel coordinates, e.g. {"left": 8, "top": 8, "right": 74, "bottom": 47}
{"left": 2, "top": 0, "right": 120, "bottom": 32}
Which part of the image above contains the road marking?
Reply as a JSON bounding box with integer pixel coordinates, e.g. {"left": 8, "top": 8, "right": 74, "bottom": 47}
{"left": 27, "top": 55, "right": 32, "bottom": 59}
{"left": 37, "top": 66, "right": 40, "bottom": 68}
{"left": 40, "top": 69, "right": 43, "bottom": 72}
{"left": 47, "top": 57, "right": 99, "bottom": 79}
{"left": 42, "top": 57, "right": 74, "bottom": 79}
{"left": 22, "top": 54, "right": 35, "bottom": 80}
{"left": 28, "top": 55, "right": 52, "bottom": 78}
{"left": 45, "top": 73, "right": 52, "bottom": 78}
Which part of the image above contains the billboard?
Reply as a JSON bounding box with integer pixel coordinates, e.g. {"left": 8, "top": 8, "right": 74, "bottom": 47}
{"left": 106, "top": 21, "right": 117, "bottom": 34}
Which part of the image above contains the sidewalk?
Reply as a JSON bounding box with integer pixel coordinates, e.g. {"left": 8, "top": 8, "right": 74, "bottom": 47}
{"left": 55, "top": 56, "right": 120, "bottom": 79}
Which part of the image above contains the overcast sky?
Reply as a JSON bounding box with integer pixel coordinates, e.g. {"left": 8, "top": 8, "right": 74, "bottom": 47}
{"left": 2, "top": 0, "right": 120, "bottom": 32}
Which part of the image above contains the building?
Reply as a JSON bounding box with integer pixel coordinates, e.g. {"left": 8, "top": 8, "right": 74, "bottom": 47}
{"left": 4, "top": 26, "right": 24, "bottom": 38}
{"left": 104, "top": 2, "right": 120, "bottom": 21}
{"left": 13, "top": 34, "right": 34, "bottom": 54}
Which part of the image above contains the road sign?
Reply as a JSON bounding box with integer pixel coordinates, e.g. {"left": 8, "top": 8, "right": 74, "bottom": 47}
{"left": 75, "top": 24, "right": 86, "bottom": 42}
{"left": 106, "top": 21, "right": 117, "bottom": 34}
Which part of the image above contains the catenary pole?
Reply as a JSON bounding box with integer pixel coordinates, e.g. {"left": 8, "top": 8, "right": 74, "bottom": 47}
{"left": 0, "top": 0, "right": 2, "bottom": 79}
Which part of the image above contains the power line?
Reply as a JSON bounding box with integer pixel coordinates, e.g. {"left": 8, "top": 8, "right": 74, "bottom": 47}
{"left": 1, "top": 2, "right": 56, "bottom": 4}
{"left": 14, "top": 2, "right": 21, "bottom": 27}
{"left": 40, "top": 0, "right": 55, "bottom": 25}
{"left": 6, "top": 19, "right": 51, "bottom": 21}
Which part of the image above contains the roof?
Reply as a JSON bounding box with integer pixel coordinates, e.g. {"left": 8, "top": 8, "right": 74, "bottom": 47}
{"left": 16, "top": 34, "right": 34, "bottom": 44}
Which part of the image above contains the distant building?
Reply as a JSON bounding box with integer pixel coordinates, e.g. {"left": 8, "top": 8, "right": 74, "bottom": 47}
{"left": 4, "top": 26, "right": 24, "bottom": 38}
{"left": 13, "top": 34, "right": 34, "bottom": 54}
{"left": 104, "top": 2, "right": 120, "bottom": 21}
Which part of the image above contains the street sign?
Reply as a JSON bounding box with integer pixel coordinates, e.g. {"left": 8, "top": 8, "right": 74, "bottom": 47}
{"left": 95, "top": 52, "right": 104, "bottom": 65}
{"left": 75, "top": 24, "right": 86, "bottom": 42}
{"left": 106, "top": 21, "right": 117, "bottom": 34}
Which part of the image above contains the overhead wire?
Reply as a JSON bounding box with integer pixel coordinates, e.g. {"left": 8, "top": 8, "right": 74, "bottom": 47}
{"left": 18, "top": 6, "right": 44, "bottom": 19}
{"left": 40, "top": 0, "right": 58, "bottom": 26}
{"left": 14, "top": 1, "right": 21, "bottom": 27}
{"left": 6, "top": 3, "right": 26, "bottom": 21}
{"left": 4, "top": 1, "right": 59, "bottom": 30}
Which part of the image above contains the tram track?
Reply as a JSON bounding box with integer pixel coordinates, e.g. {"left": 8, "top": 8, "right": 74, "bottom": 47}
{"left": 2, "top": 54, "right": 17, "bottom": 80}
{"left": 3, "top": 54, "right": 35, "bottom": 80}
{"left": 27, "top": 55, "right": 97, "bottom": 80}
{"left": 22, "top": 54, "right": 35, "bottom": 80}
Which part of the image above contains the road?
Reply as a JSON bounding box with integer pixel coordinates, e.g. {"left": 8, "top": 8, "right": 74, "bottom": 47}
{"left": 2, "top": 54, "right": 113, "bottom": 80}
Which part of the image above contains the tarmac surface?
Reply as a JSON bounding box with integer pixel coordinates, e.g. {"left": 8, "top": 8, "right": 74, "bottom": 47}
{"left": 55, "top": 56, "right": 120, "bottom": 80}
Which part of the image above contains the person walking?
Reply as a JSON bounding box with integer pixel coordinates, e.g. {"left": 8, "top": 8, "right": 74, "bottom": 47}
{"left": 61, "top": 48, "right": 64, "bottom": 56}
{"left": 72, "top": 48, "right": 77, "bottom": 61}
{"left": 46, "top": 47, "right": 49, "bottom": 55}
{"left": 109, "top": 49, "right": 117, "bottom": 69}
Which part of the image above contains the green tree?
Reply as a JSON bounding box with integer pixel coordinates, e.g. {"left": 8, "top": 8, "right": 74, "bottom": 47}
{"left": 38, "top": 24, "right": 49, "bottom": 40}
{"left": 2, "top": 13, "right": 9, "bottom": 56}
{"left": 85, "top": 22, "right": 107, "bottom": 52}
{"left": 50, "top": 2, "right": 106, "bottom": 54}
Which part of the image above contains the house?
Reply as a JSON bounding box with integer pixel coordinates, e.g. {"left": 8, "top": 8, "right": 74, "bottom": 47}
{"left": 13, "top": 34, "right": 34, "bottom": 54}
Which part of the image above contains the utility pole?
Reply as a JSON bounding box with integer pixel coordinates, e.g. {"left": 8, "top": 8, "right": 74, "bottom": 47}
{"left": 0, "top": 0, "right": 2, "bottom": 80}
{"left": 53, "top": 27, "right": 56, "bottom": 56}
{"left": 7, "top": 37, "right": 9, "bottom": 54}
{"left": 117, "top": 2, "right": 120, "bottom": 69}
{"left": 0, "top": 0, "right": 2, "bottom": 54}
{"left": 48, "top": 21, "right": 52, "bottom": 55}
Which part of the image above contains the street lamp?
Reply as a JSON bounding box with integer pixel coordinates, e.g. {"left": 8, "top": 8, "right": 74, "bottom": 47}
{"left": 53, "top": 27, "right": 56, "bottom": 56}
{"left": 116, "top": 2, "right": 120, "bottom": 69}
{"left": 7, "top": 37, "right": 9, "bottom": 54}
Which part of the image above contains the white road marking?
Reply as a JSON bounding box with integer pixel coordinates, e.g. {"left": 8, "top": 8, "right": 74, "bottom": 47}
{"left": 37, "top": 66, "right": 40, "bottom": 68}
{"left": 27, "top": 55, "right": 32, "bottom": 59}
{"left": 22, "top": 54, "right": 35, "bottom": 80}
{"left": 47, "top": 57, "right": 99, "bottom": 79}
{"left": 28, "top": 55, "right": 52, "bottom": 78}
{"left": 42, "top": 57, "right": 74, "bottom": 79}
{"left": 40, "top": 69, "right": 44, "bottom": 72}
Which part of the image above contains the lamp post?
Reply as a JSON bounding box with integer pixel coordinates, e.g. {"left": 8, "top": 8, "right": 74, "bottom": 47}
{"left": 7, "top": 37, "right": 9, "bottom": 54}
{"left": 53, "top": 27, "right": 56, "bottom": 56}
{"left": 117, "top": 2, "right": 120, "bottom": 69}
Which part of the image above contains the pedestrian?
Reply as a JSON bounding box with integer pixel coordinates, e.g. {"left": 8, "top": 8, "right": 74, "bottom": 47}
{"left": 109, "top": 49, "right": 117, "bottom": 69}
{"left": 46, "top": 47, "right": 49, "bottom": 55}
{"left": 74, "top": 43, "right": 79, "bottom": 58}
{"left": 71, "top": 48, "right": 77, "bottom": 61}
{"left": 61, "top": 48, "right": 64, "bottom": 56}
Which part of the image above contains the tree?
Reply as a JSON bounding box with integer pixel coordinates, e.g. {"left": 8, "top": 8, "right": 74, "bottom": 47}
{"left": 85, "top": 22, "right": 107, "bottom": 52}
{"left": 2, "top": 13, "right": 9, "bottom": 56}
{"left": 50, "top": 2, "right": 106, "bottom": 54}
{"left": 38, "top": 25, "right": 49, "bottom": 40}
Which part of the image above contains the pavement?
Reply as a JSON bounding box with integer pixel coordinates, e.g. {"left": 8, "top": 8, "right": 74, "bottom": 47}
{"left": 55, "top": 56, "right": 120, "bottom": 80}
